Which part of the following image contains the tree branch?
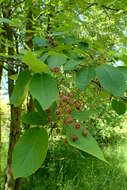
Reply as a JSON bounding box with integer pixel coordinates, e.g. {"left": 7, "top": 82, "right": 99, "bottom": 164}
{"left": 86, "top": 2, "right": 126, "bottom": 13}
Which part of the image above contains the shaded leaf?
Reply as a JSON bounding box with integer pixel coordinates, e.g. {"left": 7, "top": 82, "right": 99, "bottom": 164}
{"left": 64, "top": 36, "right": 76, "bottom": 45}
{"left": 40, "top": 52, "right": 49, "bottom": 62}
{"left": 33, "top": 37, "right": 48, "bottom": 48}
{"left": 0, "top": 18, "right": 12, "bottom": 25}
{"left": 34, "top": 99, "right": 45, "bottom": 113}
{"left": 64, "top": 59, "right": 80, "bottom": 71}
{"left": 76, "top": 66, "right": 96, "bottom": 90}
{"left": 112, "top": 99, "right": 126, "bottom": 115}
{"left": 117, "top": 66, "right": 127, "bottom": 80}
{"left": 78, "top": 42, "right": 89, "bottom": 51}
{"left": 22, "top": 112, "right": 48, "bottom": 125}
{"left": 96, "top": 65, "right": 126, "bottom": 97}
{"left": 50, "top": 101, "right": 57, "bottom": 121}
{"left": 12, "top": 127, "right": 48, "bottom": 178}
{"left": 47, "top": 53, "right": 67, "bottom": 69}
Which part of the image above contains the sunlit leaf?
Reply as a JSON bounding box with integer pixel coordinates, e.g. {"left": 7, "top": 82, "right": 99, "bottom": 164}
{"left": 9, "top": 73, "right": 18, "bottom": 80}
{"left": 10, "top": 70, "right": 31, "bottom": 106}
{"left": 66, "top": 125, "right": 107, "bottom": 163}
{"left": 29, "top": 73, "right": 58, "bottom": 110}
{"left": 23, "top": 51, "right": 49, "bottom": 73}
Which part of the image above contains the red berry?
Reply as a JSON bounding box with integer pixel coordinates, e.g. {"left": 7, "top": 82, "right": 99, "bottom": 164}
{"left": 62, "top": 95, "right": 68, "bottom": 102}
{"left": 53, "top": 67, "right": 60, "bottom": 73}
{"left": 82, "top": 130, "right": 88, "bottom": 137}
{"left": 67, "top": 108, "right": 72, "bottom": 114}
{"left": 76, "top": 102, "right": 82, "bottom": 111}
{"left": 66, "top": 115, "right": 73, "bottom": 124}
{"left": 55, "top": 108, "right": 61, "bottom": 115}
{"left": 69, "top": 99, "right": 74, "bottom": 105}
{"left": 72, "top": 134, "right": 78, "bottom": 141}
{"left": 69, "top": 92, "right": 74, "bottom": 98}
{"left": 77, "top": 107, "right": 82, "bottom": 112}
{"left": 60, "top": 101, "right": 67, "bottom": 109}
{"left": 75, "top": 122, "right": 80, "bottom": 129}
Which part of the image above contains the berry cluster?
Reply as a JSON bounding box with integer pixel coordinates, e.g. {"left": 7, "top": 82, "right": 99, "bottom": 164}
{"left": 55, "top": 92, "right": 82, "bottom": 123}
{"left": 54, "top": 92, "right": 88, "bottom": 143}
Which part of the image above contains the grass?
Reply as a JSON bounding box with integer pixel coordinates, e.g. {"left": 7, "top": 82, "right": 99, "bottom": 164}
{"left": 21, "top": 133, "right": 127, "bottom": 190}
{"left": 1, "top": 124, "right": 127, "bottom": 190}
{"left": 1, "top": 100, "right": 127, "bottom": 190}
{"left": 2, "top": 132, "right": 127, "bottom": 190}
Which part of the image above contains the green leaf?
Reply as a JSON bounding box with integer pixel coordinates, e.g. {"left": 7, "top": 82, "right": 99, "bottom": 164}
{"left": 40, "top": 52, "right": 49, "bottom": 62}
{"left": 96, "top": 65, "right": 126, "bottom": 97}
{"left": 46, "top": 53, "right": 67, "bottom": 69}
{"left": 10, "top": 70, "right": 31, "bottom": 107}
{"left": 9, "top": 73, "right": 18, "bottom": 80}
{"left": 117, "top": 67, "right": 127, "bottom": 90}
{"left": 29, "top": 73, "right": 58, "bottom": 110}
{"left": 34, "top": 99, "right": 50, "bottom": 122}
{"left": 50, "top": 101, "right": 57, "bottom": 121}
{"left": 23, "top": 51, "right": 49, "bottom": 73}
{"left": 0, "top": 18, "right": 12, "bottom": 25}
{"left": 66, "top": 125, "right": 107, "bottom": 163}
{"left": 72, "top": 110, "right": 94, "bottom": 121}
{"left": 22, "top": 112, "right": 48, "bottom": 125}
{"left": 112, "top": 99, "right": 126, "bottom": 115}
{"left": 33, "top": 37, "right": 48, "bottom": 48}
{"left": 117, "top": 66, "right": 127, "bottom": 80}
{"left": 64, "top": 36, "right": 76, "bottom": 45}
{"left": 34, "top": 99, "right": 45, "bottom": 113}
{"left": 78, "top": 42, "right": 89, "bottom": 51}
{"left": 64, "top": 59, "right": 80, "bottom": 71}
{"left": 12, "top": 127, "right": 48, "bottom": 178}
{"left": 75, "top": 66, "right": 96, "bottom": 90}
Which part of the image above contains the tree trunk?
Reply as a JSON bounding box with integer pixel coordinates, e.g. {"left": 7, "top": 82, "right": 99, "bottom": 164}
{"left": 0, "top": 26, "right": 6, "bottom": 190}
{"left": 0, "top": 65, "right": 3, "bottom": 87}
{"left": 0, "top": 29, "right": 6, "bottom": 86}
{"left": 4, "top": 106, "right": 21, "bottom": 190}
{"left": 2, "top": 4, "right": 22, "bottom": 190}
